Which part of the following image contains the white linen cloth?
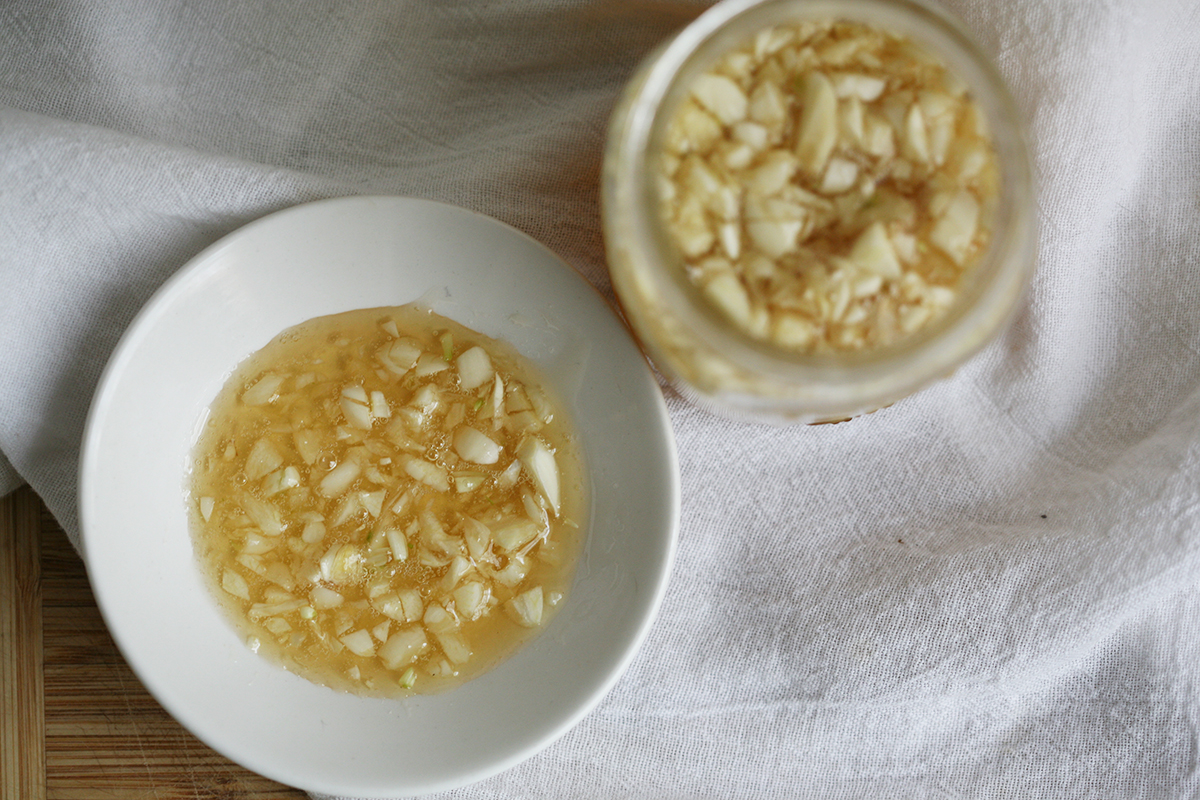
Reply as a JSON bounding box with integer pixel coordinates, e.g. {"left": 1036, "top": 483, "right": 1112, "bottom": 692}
{"left": 3, "top": 1, "right": 1199, "bottom": 797}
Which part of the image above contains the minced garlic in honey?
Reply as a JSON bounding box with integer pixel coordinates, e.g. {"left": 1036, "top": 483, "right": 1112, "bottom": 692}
{"left": 188, "top": 305, "right": 585, "bottom": 697}
{"left": 659, "top": 19, "right": 1001, "bottom": 353}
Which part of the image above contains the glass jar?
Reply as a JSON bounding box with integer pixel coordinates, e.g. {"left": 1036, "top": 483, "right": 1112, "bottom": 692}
{"left": 602, "top": 0, "right": 1034, "bottom": 424}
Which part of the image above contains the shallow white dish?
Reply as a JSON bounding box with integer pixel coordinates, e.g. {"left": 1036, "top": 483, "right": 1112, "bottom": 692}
{"left": 79, "top": 196, "right": 679, "bottom": 796}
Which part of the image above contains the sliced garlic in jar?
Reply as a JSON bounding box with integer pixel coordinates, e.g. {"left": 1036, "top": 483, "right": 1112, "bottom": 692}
{"left": 658, "top": 19, "right": 1002, "bottom": 355}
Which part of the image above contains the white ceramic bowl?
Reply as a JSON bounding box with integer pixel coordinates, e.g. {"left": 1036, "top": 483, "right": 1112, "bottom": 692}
{"left": 79, "top": 196, "right": 680, "bottom": 796}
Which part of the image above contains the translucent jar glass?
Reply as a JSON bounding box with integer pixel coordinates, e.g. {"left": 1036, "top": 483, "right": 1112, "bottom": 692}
{"left": 602, "top": 0, "right": 1034, "bottom": 424}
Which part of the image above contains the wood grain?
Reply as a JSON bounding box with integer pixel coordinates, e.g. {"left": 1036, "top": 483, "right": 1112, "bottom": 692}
{"left": 1, "top": 486, "right": 45, "bottom": 800}
{"left": 1, "top": 487, "right": 309, "bottom": 799}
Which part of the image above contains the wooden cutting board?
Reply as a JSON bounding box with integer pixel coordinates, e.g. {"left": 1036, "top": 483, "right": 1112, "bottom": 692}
{"left": 0, "top": 486, "right": 309, "bottom": 799}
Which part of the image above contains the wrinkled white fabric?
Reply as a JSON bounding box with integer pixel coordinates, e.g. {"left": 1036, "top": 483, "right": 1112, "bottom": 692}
{"left": 3, "top": 1, "right": 1199, "bottom": 798}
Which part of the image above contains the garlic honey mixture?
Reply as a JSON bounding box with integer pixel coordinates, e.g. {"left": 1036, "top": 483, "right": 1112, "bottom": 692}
{"left": 188, "top": 305, "right": 586, "bottom": 697}
{"left": 660, "top": 20, "right": 1001, "bottom": 353}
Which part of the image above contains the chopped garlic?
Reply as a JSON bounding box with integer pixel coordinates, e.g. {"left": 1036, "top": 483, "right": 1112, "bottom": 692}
{"left": 369, "top": 390, "right": 390, "bottom": 420}
{"left": 659, "top": 19, "right": 999, "bottom": 353}
{"left": 832, "top": 72, "right": 886, "bottom": 101}
{"left": 310, "top": 585, "right": 344, "bottom": 610}
{"left": 929, "top": 190, "right": 981, "bottom": 264}
{"left": 849, "top": 222, "right": 902, "bottom": 278}
{"left": 434, "top": 630, "right": 472, "bottom": 665}
{"left": 690, "top": 74, "right": 748, "bottom": 125}
{"left": 516, "top": 436, "right": 560, "bottom": 516}
{"left": 506, "top": 587, "right": 544, "bottom": 628}
{"left": 340, "top": 629, "right": 376, "bottom": 658}
{"left": 318, "top": 460, "right": 360, "bottom": 497}
{"left": 452, "top": 581, "right": 489, "bottom": 621}
{"left": 401, "top": 455, "right": 449, "bottom": 492}
{"left": 244, "top": 437, "right": 283, "bottom": 481}
{"left": 340, "top": 385, "right": 373, "bottom": 430}
{"left": 242, "top": 373, "right": 284, "bottom": 406}
{"left": 821, "top": 158, "right": 859, "bottom": 194}
{"left": 455, "top": 346, "right": 494, "bottom": 390}
{"left": 189, "top": 305, "right": 583, "bottom": 699}
{"left": 222, "top": 568, "right": 250, "bottom": 600}
{"left": 453, "top": 426, "right": 501, "bottom": 464}
{"left": 379, "top": 627, "right": 427, "bottom": 670}
{"left": 795, "top": 72, "right": 838, "bottom": 174}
